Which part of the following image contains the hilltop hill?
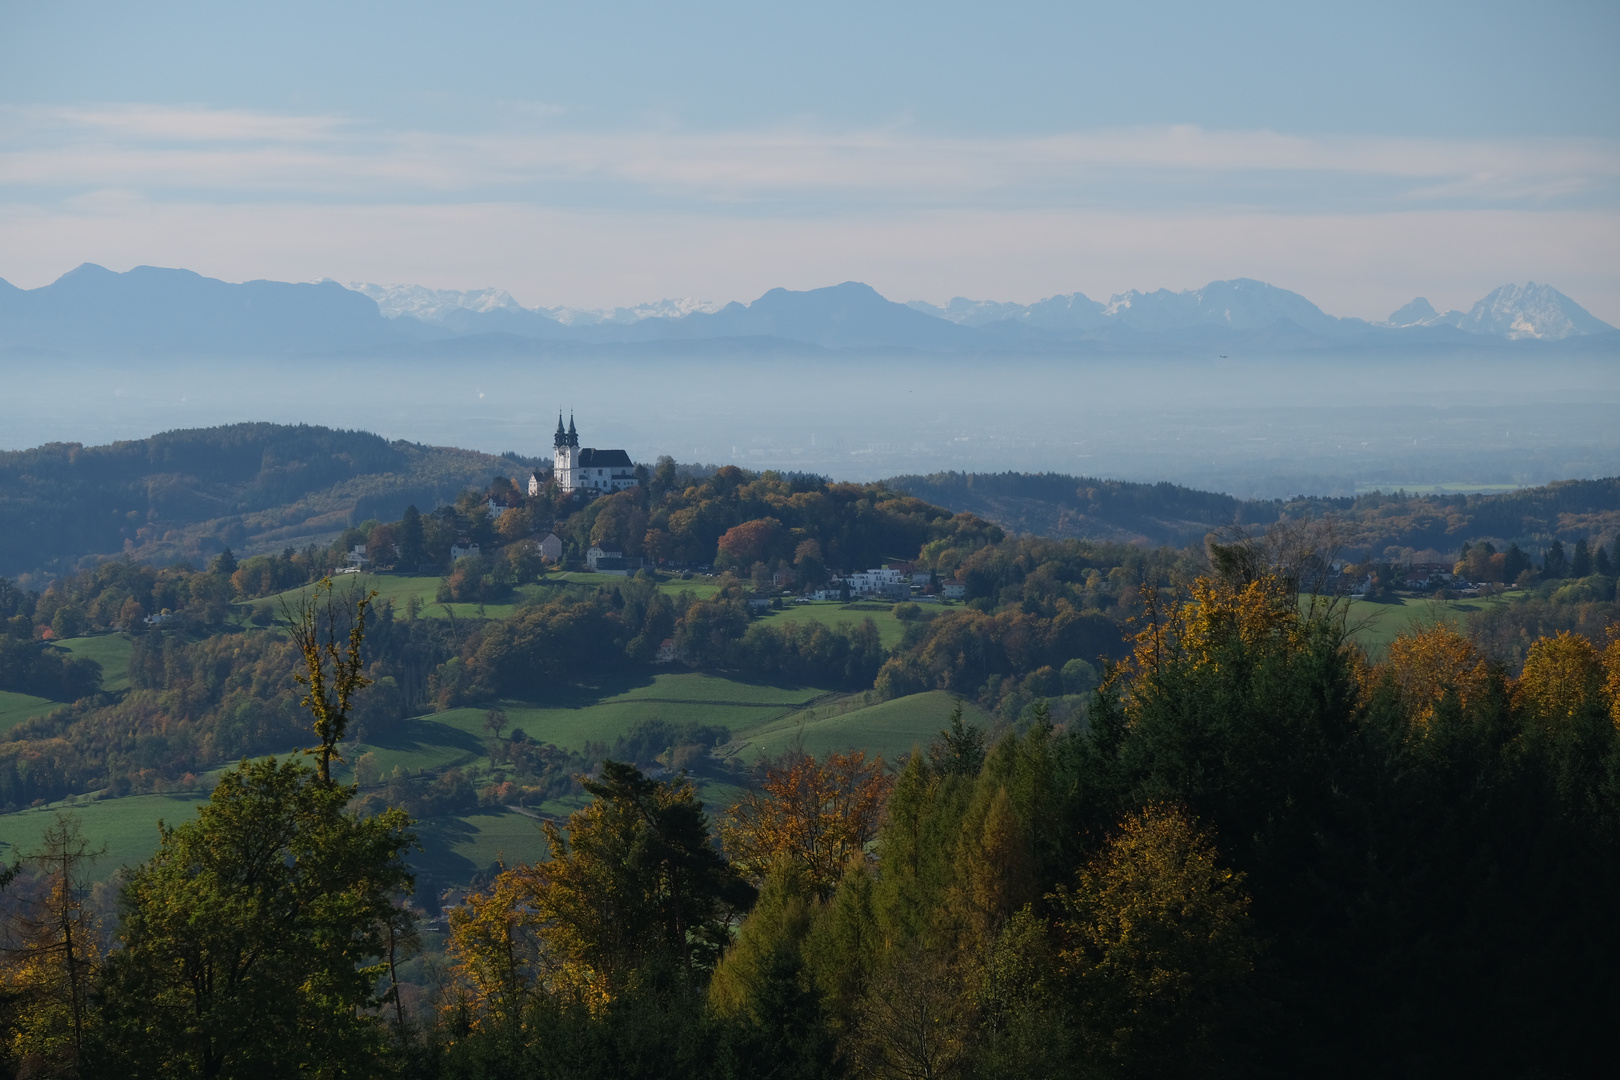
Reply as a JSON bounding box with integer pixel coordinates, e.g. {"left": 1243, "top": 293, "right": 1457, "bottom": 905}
{"left": 0, "top": 424, "right": 525, "bottom": 579}
{"left": 7, "top": 422, "right": 1620, "bottom": 581}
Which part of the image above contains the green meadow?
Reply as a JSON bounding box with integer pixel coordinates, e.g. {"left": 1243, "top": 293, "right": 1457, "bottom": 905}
{"left": 1330, "top": 591, "right": 1519, "bottom": 653}
{"left": 0, "top": 791, "right": 209, "bottom": 873}
{"left": 0, "top": 690, "right": 67, "bottom": 734}
{"left": 751, "top": 599, "right": 912, "bottom": 649}
{"left": 0, "top": 667, "right": 975, "bottom": 886}
{"left": 728, "top": 689, "right": 987, "bottom": 761}
{"left": 54, "top": 632, "right": 135, "bottom": 691}
{"left": 248, "top": 572, "right": 544, "bottom": 622}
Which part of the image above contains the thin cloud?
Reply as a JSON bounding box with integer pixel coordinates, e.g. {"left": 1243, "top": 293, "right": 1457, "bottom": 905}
{"left": 1, "top": 104, "right": 1616, "bottom": 208}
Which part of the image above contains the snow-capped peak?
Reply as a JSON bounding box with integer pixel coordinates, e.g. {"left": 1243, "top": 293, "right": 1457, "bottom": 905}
{"left": 540, "top": 297, "right": 725, "bottom": 326}
{"left": 1455, "top": 282, "right": 1615, "bottom": 341}
{"left": 345, "top": 281, "right": 525, "bottom": 323}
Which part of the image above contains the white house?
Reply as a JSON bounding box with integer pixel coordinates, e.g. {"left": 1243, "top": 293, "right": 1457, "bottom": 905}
{"left": 941, "top": 581, "right": 967, "bottom": 600}
{"left": 537, "top": 533, "right": 563, "bottom": 562}
{"left": 345, "top": 544, "right": 368, "bottom": 569}
{"left": 586, "top": 546, "right": 622, "bottom": 571}
{"left": 847, "top": 568, "right": 909, "bottom": 599}
{"left": 450, "top": 542, "right": 481, "bottom": 561}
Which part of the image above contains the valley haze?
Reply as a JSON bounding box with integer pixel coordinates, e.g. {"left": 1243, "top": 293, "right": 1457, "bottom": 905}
{"left": 2, "top": 264, "right": 1617, "bottom": 500}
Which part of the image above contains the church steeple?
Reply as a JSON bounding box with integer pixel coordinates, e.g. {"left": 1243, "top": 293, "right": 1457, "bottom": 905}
{"left": 553, "top": 412, "right": 567, "bottom": 449}
{"left": 567, "top": 412, "right": 579, "bottom": 448}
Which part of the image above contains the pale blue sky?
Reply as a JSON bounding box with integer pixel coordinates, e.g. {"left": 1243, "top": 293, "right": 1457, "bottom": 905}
{"left": 2, "top": 0, "right": 1617, "bottom": 319}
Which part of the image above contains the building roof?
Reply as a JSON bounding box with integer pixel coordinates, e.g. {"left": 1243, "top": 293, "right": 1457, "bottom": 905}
{"left": 579, "top": 447, "right": 634, "bottom": 469}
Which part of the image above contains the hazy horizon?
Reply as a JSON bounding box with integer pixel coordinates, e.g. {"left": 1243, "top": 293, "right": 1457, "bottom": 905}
{"left": 4, "top": 1, "right": 1618, "bottom": 498}
{"left": 9, "top": 348, "right": 1617, "bottom": 501}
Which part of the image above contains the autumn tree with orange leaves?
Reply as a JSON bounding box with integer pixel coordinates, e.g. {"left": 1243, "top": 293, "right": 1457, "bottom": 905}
{"left": 720, "top": 750, "right": 894, "bottom": 900}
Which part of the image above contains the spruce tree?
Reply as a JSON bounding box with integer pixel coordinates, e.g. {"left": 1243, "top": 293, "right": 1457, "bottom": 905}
{"left": 1543, "top": 539, "right": 1569, "bottom": 578}
{"left": 1571, "top": 537, "right": 1593, "bottom": 578}
{"left": 1503, "top": 542, "right": 1531, "bottom": 582}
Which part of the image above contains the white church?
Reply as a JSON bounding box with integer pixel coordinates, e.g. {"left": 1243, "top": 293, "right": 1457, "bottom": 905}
{"left": 530, "top": 414, "right": 640, "bottom": 497}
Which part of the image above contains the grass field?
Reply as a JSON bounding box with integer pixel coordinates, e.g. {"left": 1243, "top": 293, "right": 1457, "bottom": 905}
{"left": 249, "top": 573, "right": 551, "bottom": 622}
{"left": 0, "top": 690, "right": 67, "bottom": 734}
{"left": 0, "top": 791, "right": 209, "bottom": 873}
{"left": 0, "top": 671, "right": 987, "bottom": 889}
{"left": 412, "top": 807, "right": 551, "bottom": 885}
{"left": 0, "top": 789, "right": 552, "bottom": 891}
{"left": 54, "top": 633, "right": 135, "bottom": 691}
{"left": 423, "top": 672, "right": 827, "bottom": 756}
{"left": 728, "top": 689, "right": 987, "bottom": 761}
{"left": 751, "top": 600, "right": 912, "bottom": 648}
{"left": 1332, "top": 591, "right": 1518, "bottom": 653}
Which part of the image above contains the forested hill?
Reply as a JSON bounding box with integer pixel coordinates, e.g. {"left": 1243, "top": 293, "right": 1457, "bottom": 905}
{"left": 884, "top": 471, "right": 1283, "bottom": 547}
{"left": 0, "top": 423, "right": 523, "bottom": 579}
{"left": 887, "top": 469, "right": 1620, "bottom": 559}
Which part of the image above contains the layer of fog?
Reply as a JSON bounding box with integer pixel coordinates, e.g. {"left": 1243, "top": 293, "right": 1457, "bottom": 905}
{"left": 6, "top": 347, "right": 1618, "bottom": 500}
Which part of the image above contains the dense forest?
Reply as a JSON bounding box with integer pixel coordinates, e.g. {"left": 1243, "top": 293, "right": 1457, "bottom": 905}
{"left": 0, "top": 423, "right": 525, "bottom": 580}
{"left": 2, "top": 545, "right": 1617, "bottom": 1077}
{"left": 893, "top": 469, "right": 1620, "bottom": 562}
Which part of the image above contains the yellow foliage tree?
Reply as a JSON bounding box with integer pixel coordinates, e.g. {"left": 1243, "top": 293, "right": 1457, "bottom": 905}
{"left": 1052, "top": 804, "right": 1255, "bottom": 1075}
{"left": 1607, "top": 627, "right": 1620, "bottom": 729}
{"left": 1130, "top": 574, "right": 1302, "bottom": 684}
{"left": 443, "top": 762, "right": 746, "bottom": 1026}
{"left": 1515, "top": 630, "right": 1606, "bottom": 728}
{"left": 1384, "top": 623, "right": 1492, "bottom": 728}
{"left": 441, "top": 865, "right": 549, "bottom": 1038}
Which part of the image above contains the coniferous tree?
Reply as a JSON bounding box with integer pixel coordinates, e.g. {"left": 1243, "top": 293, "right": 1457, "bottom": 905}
{"left": 1543, "top": 539, "right": 1569, "bottom": 578}
{"left": 398, "top": 504, "right": 425, "bottom": 567}
{"left": 1503, "top": 541, "right": 1532, "bottom": 582}
{"left": 1570, "top": 537, "right": 1593, "bottom": 578}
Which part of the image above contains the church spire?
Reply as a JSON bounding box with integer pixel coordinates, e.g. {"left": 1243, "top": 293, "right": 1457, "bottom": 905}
{"left": 567, "top": 412, "right": 579, "bottom": 447}
{"left": 554, "top": 412, "right": 567, "bottom": 449}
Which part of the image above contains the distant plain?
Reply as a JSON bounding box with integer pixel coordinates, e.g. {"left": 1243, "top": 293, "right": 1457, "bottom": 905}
{"left": 8, "top": 348, "right": 1618, "bottom": 500}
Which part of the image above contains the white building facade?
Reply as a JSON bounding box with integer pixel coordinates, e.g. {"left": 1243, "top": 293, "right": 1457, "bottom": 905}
{"left": 546, "top": 414, "right": 639, "bottom": 496}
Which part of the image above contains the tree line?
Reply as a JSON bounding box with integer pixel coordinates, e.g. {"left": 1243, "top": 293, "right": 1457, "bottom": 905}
{"left": 6, "top": 552, "right": 1618, "bottom": 1076}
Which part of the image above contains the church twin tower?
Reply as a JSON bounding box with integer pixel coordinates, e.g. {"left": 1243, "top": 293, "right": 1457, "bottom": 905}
{"left": 533, "top": 413, "right": 639, "bottom": 497}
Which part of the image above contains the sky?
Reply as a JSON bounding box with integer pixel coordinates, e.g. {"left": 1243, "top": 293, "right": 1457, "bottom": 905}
{"left": 2, "top": 0, "right": 1618, "bottom": 322}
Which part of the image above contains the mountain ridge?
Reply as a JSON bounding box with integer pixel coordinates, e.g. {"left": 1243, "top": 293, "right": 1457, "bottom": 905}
{"left": 1, "top": 264, "right": 1613, "bottom": 357}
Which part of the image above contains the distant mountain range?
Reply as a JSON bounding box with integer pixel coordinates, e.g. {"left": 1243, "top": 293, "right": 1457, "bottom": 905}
{"left": 1, "top": 264, "right": 1613, "bottom": 357}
